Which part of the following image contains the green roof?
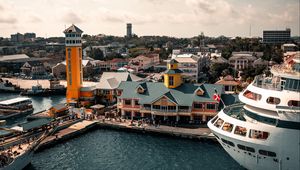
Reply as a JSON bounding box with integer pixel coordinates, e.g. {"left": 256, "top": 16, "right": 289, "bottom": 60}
{"left": 164, "top": 69, "right": 183, "bottom": 74}
{"left": 118, "top": 82, "right": 224, "bottom": 107}
{"left": 21, "top": 118, "right": 53, "bottom": 131}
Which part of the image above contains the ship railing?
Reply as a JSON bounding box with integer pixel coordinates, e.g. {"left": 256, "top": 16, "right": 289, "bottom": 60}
{"left": 252, "top": 75, "right": 282, "bottom": 91}
{"left": 223, "top": 103, "right": 246, "bottom": 121}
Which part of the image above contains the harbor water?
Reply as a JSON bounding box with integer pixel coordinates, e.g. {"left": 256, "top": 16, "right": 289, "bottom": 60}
{"left": 0, "top": 93, "right": 244, "bottom": 170}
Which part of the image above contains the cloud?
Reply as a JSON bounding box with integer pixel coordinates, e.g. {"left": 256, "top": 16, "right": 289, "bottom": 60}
{"left": 0, "top": 17, "right": 17, "bottom": 24}
{"left": 28, "top": 15, "right": 42, "bottom": 23}
{"left": 0, "top": 4, "right": 3, "bottom": 11}
{"left": 62, "top": 11, "right": 83, "bottom": 24}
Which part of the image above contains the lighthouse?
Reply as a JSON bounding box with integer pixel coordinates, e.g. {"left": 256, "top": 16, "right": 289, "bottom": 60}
{"left": 64, "top": 24, "right": 83, "bottom": 103}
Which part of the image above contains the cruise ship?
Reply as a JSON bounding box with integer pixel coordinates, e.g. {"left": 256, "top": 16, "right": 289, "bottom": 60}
{"left": 208, "top": 55, "right": 300, "bottom": 170}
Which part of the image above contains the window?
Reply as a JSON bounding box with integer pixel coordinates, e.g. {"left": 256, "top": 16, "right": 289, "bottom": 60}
{"left": 168, "top": 106, "right": 176, "bottom": 111}
{"left": 214, "top": 118, "right": 224, "bottom": 128}
{"left": 234, "top": 126, "right": 247, "bottom": 136}
{"left": 288, "top": 100, "right": 300, "bottom": 107}
{"left": 259, "top": 150, "right": 276, "bottom": 157}
{"left": 222, "top": 122, "right": 234, "bottom": 132}
{"left": 153, "top": 105, "right": 160, "bottom": 109}
{"left": 284, "top": 78, "right": 300, "bottom": 92}
{"left": 169, "top": 76, "right": 174, "bottom": 86}
{"left": 206, "top": 104, "right": 216, "bottom": 110}
{"left": 221, "top": 138, "right": 235, "bottom": 147}
{"left": 249, "top": 129, "right": 269, "bottom": 140}
{"left": 194, "top": 103, "right": 203, "bottom": 109}
{"left": 243, "top": 90, "right": 262, "bottom": 101}
{"left": 266, "top": 97, "right": 280, "bottom": 105}
{"left": 237, "top": 144, "right": 255, "bottom": 153}
{"left": 210, "top": 116, "right": 218, "bottom": 124}
{"left": 124, "top": 100, "right": 131, "bottom": 105}
{"left": 134, "top": 100, "right": 139, "bottom": 106}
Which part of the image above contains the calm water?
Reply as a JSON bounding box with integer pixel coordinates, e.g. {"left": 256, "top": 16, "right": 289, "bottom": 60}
{"left": 0, "top": 93, "right": 243, "bottom": 170}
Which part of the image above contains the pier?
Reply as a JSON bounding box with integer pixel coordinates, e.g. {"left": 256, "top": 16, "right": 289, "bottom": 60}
{"left": 35, "top": 118, "right": 216, "bottom": 152}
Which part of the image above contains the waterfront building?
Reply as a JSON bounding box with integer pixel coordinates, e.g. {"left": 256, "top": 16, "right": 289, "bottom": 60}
{"left": 96, "top": 72, "right": 143, "bottom": 104}
{"left": 64, "top": 24, "right": 94, "bottom": 104}
{"left": 117, "top": 59, "right": 224, "bottom": 123}
{"left": 263, "top": 28, "right": 291, "bottom": 44}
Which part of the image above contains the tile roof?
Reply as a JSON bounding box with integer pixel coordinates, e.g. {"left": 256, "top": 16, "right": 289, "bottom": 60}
{"left": 96, "top": 72, "right": 143, "bottom": 90}
{"left": 164, "top": 69, "right": 183, "bottom": 74}
{"left": 63, "top": 24, "right": 83, "bottom": 34}
{"left": 118, "top": 82, "right": 224, "bottom": 106}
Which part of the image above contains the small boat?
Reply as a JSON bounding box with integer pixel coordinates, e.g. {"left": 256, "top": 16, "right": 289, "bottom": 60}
{"left": 0, "top": 97, "right": 34, "bottom": 119}
{"left": 20, "top": 84, "right": 50, "bottom": 96}
{"left": 0, "top": 79, "right": 21, "bottom": 93}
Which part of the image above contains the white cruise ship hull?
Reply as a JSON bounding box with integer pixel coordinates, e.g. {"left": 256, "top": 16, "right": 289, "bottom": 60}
{"left": 208, "top": 110, "right": 300, "bottom": 170}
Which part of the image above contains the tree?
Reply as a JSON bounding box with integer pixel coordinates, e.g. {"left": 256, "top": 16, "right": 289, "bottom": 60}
{"left": 90, "top": 48, "right": 104, "bottom": 60}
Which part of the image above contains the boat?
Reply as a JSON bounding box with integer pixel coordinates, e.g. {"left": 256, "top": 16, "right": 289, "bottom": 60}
{"left": 20, "top": 84, "right": 50, "bottom": 96}
{"left": 0, "top": 79, "right": 21, "bottom": 93}
{"left": 0, "top": 97, "right": 34, "bottom": 119}
{"left": 0, "top": 122, "right": 57, "bottom": 170}
{"left": 208, "top": 55, "right": 300, "bottom": 170}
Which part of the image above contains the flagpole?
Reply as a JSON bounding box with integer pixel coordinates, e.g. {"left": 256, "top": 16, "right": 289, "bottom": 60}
{"left": 214, "top": 88, "right": 226, "bottom": 108}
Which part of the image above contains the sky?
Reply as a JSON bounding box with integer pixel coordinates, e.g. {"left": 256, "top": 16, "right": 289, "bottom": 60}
{"left": 0, "top": 0, "right": 299, "bottom": 38}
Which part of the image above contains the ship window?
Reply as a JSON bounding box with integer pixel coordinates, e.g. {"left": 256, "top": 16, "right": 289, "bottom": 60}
{"left": 214, "top": 118, "right": 224, "bottom": 128}
{"left": 234, "top": 126, "right": 247, "bottom": 136}
{"left": 288, "top": 100, "right": 300, "bottom": 107}
{"left": 237, "top": 144, "right": 255, "bottom": 153}
{"left": 222, "top": 122, "right": 234, "bottom": 132}
{"left": 249, "top": 129, "right": 269, "bottom": 140}
{"left": 210, "top": 116, "right": 218, "bottom": 124}
{"left": 259, "top": 150, "right": 276, "bottom": 157}
{"left": 266, "top": 97, "right": 280, "bottom": 105}
{"left": 284, "top": 78, "right": 300, "bottom": 92}
{"left": 243, "top": 90, "right": 262, "bottom": 101}
{"left": 221, "top": 138, "right": 235, "bottom": 147}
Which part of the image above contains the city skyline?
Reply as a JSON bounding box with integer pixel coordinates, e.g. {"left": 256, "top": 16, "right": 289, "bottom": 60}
{"left": 0, "top": 0, "right": 299, "bottom": 38}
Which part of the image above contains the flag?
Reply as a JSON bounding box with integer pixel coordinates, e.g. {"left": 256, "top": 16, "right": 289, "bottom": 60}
{"left": 213, "top": 89, "right": 221, "bottom": 102}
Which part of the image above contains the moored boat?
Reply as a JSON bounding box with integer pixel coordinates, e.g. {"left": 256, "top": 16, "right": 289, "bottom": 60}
{"left": 0, "top": 97, "right": 34, "bottom": 119}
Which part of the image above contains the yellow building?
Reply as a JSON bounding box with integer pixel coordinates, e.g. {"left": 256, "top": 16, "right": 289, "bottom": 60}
{"left": 63, "top": 24, "right": 83, "bottom": 103}
{"left": 164, "top": 59, "right": 183, "bottom": 88}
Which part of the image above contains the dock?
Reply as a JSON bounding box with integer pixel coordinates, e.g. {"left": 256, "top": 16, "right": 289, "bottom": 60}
{"left": 97, "top": 119, "right": 216, "bottom": 141}
{"left": 37, "top": 120, "right": 98, "bottom": 151}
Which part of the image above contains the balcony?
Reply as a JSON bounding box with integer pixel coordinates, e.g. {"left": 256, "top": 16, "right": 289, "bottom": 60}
{"left": 252, "top": 75, "right": 282, "bottom": 91}
{"left": 223, "top": 103, "right": 246, "bottom": 121}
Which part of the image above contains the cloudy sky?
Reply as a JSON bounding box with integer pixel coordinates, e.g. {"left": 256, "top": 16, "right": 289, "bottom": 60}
{"left": 0, "top": 0, "right": 299, "bottom": 38}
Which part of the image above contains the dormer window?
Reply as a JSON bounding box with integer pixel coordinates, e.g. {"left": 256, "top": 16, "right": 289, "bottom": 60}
{"left": 195, "top": 88, "right": 204, "bottom": 96}
{"left": 137, "top": 86, "right": 145, "bottom": 94}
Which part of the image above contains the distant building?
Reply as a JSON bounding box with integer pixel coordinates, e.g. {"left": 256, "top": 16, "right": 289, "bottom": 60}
{"left": 263, "top": 28, "right": 291, "bottom": 44}
{"left": 24, "top": 33, "right": 36, "bottom": 40}
{"left": 170, "top": 54, "right": 200, "bottom": 82}
{"left": 20, "top": 61, "right": 46, "bottom": 78}
{"left": 52, "top": 62, "right": 66, "bottom": 79}
{"left": 129, "top": 54, "right": 160, "bottom": 71}
{"left": 11, "top": 33, "right": 24, "bottom": 42}
{"left": 126, "top": 23, "right": 132, "bottom": 38}
{"left": 229, "top": 52, "right": 257, "bottom": 70}
{"left": 215, "top": 75, "right": 240, "bottom": 94}
{"left": 209, "top": 53, "right": 228, "bottom": 64}
{"left": 281, "top": 43, "right": 297, "bottom": 52}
